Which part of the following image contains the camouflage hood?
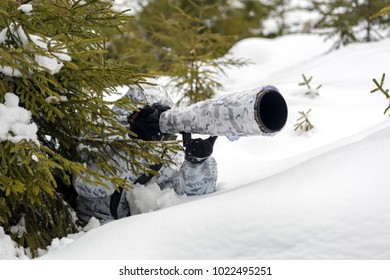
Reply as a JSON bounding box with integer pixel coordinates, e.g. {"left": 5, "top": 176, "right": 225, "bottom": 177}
{"left": 113, "top": 83, "right": 174, "bottom": 126}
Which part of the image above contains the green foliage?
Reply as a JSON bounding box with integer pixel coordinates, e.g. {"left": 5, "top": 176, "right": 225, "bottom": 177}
{"left": 294, "top": 109, "right": 315, "bottom": 133}
{"left": 148, "top": 0, "right": 248, "bottom": 104}
{"left": 110, "top": 0, "right": 264, "bottom": 104}
{"left": 370, "top": 6, "right": 390, "bottom": 19}
{"left": 310, "top": 0, "right": 390, "bottom": 49}
{"left": 298, "top": 74, "right": 322, "bottom": 97}
{"left": 0, "top": 0, "right": 180, "bottom": 257}
{"left": 209, "top": 0, "right": 270, "bottom": 40}
{"left": 371, "top": 73, "right": 390, "bottom": 115}
{"left": 0, "top": 139, "right": 79, "bottom": 257}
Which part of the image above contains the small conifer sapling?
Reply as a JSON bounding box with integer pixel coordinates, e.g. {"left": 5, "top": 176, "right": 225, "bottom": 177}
{"left": 294, "top": 109, "right": 315, "bottom": 132}
{"left": 371, "top": 73, "right": 390, "bottom": 115}
{"left": 299, "top": 74, "right": 322, "bottom": 97}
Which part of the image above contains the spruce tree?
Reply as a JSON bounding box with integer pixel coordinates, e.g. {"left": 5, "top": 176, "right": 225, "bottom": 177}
{"left": 371, "top": 73, "right": 390, "bottom": 115}
{"left": 211, "top": 0, "right": 270, "bottom": 40}
{"left": 109, "top": 0, "right": 256, "bottom": 104}
{"left": 0, "top": 0, "right": 179, "bottom": 257}
{"left": 146, "top": 0, "right": 247, "bottom": 104}
{"left": 310, "top": 0, "right": 390, "bottom": 49}
{"left": 294, "top": 109, "right": 315, "bottom": 133}
{"left": 370, "top": 6, "right": 390, "bottom": 19}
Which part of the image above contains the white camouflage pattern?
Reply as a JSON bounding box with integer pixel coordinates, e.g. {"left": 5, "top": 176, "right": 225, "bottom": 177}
{"left": 160, "top": 85, "right": 281, "bottom": 137}
{"left": 113, "top": 83, "right": 174, "bottom": 126}
{"left": 73, "top": 151, "right": 217, "bottom": 223}
{"left": 73, "top": 84, "right": 285, "bottom": 223}
{"left": 74, "top": 83, "right": 218, "bottom": 224}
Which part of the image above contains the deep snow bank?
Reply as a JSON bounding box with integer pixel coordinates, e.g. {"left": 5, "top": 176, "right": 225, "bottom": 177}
{"left": 42, "top": 121, "right": 390, "bottom": 259}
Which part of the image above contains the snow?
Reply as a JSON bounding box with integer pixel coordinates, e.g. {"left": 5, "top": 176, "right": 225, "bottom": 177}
{"left": 18, "top": 4, "right": 33, "bottom": 15}
{"left": 37, "top": 33, "right": 390, "bottom": 260}
{"left": 127, "top": 182, "right": 184, "bottom": 215}
{"left": 0, "top": 224, "right": 29, "bottom": 260}
{"left": 0, "top": 93, "right": 39, "bottom": 144}
{"left": 0, "top": 22, "right": 71, "bottom": 77}
{"left": 1, "top": 33, "right": 390, "bottom": 262}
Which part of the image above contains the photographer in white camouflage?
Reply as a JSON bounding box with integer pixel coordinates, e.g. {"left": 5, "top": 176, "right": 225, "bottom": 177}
{"left": 73, "top": 84, "right": 218, "bottom": 224}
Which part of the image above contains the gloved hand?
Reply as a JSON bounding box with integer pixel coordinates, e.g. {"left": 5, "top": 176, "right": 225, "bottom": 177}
{"left": 185, "top": 136, "right": 217, "bottom": 164}
{"left": 130, "top": 103, "right": 171, "bottom": 141}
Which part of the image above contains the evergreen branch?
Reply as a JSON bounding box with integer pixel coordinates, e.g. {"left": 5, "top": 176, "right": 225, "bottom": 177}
{"left": 298, "top": 74, "right": 312, "bottom": 88}
{"left": 371, "top": 73, "right": 390, "bottom": 116}
{"left": 16, "top": 0, "right": 33, "bottom": 5}
{"left": 370, "top": 6, "right": 390, "bottom": 20}
{"left": 298, "top": 74, "right": 321, "bottom": 97}
{"left": 0, "top": 0, "right": 152, "bottom": 256}
{"left": 294, "top": 109, "right": 315, "bottom": 132}
{"left": 0, "top": 8, "right": 10, "bottom": 17}
{"left": 385, "top": 105, "right": 390, "bottom": 115}
{"left": 371, "top": 73, "right": 389, "bottom": 98}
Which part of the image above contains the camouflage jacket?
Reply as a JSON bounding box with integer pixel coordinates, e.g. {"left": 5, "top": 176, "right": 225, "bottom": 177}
{"left": 73, "top": 152, "right": 217, "bottom": 224}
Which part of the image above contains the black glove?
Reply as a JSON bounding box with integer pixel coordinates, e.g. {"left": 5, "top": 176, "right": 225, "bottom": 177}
{"left": 185, "top": 136, "right": 217, "bottom": 164}
{"left": 130, "top": 103, "right": 170, "bottom": 141}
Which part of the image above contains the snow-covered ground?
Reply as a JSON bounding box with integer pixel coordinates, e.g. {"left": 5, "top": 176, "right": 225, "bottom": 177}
{"left": 1, "top": 33, "right": 390, "bottom": 264}
{"left": 36, "top": 33, "right": 390, "bottom": 260}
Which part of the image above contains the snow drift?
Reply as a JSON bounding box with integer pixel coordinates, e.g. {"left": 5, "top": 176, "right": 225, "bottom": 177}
{"left": 39, "top": 34, "right": 390, "bottom": 260}
{"left": 42, "top": 120, "right": 390, "bottom": 259}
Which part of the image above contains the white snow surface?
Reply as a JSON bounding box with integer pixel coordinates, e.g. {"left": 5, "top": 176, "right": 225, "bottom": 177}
{"left": 2, "top": 34, "right": 390, "bottom": 260}
{"left": 0, "top": 93, "right": 38, "bottom": 144}
{"left": 0, "top": 22, "right": 71, "bottom": 77}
